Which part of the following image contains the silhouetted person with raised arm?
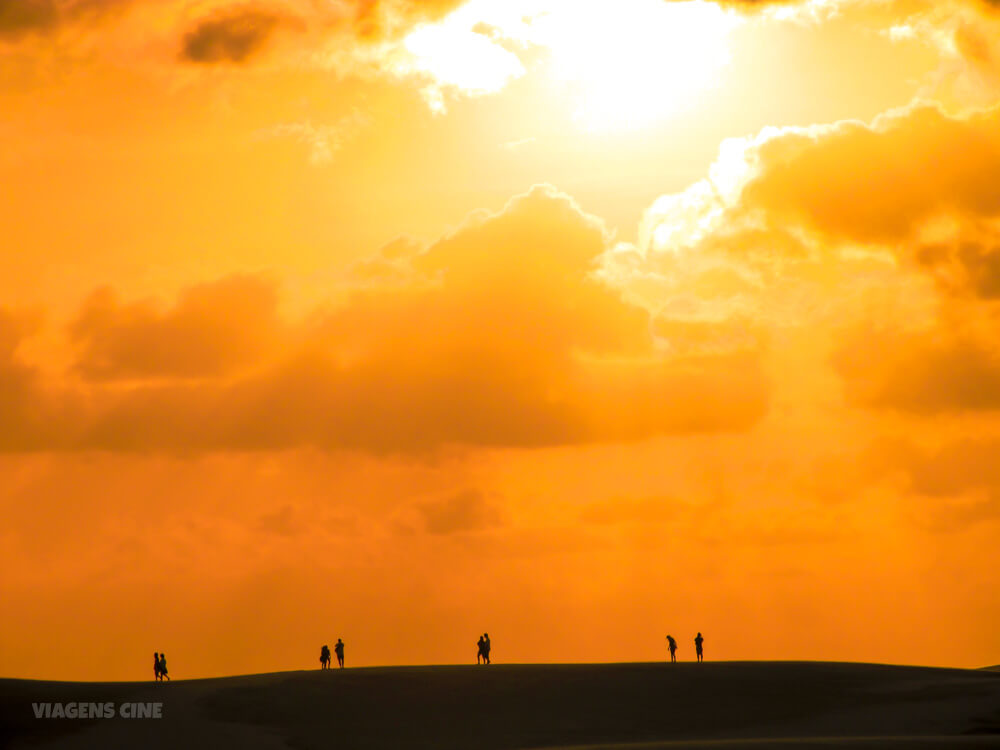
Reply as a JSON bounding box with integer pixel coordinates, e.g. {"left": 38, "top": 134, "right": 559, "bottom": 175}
{"left": 334, "top": 638, "right": 345, "bottom": 669}
{"left": 153, "top": 652, "right": 161, "bottom": 681}
{"left": 320, "top": 644, "right": 331, "bottom": 670}
{"left": 477, "top": 635, "right": 486, "bottom": 664}
{"left": 666, "top": 635, "right": 677, "bottom": 663}
{"left": 694, "top": 632, "right": 704, "bottom": 662}
{"left": 159, "top": 653, "right": 170, "bottom": 680}
{"left": 483, "top": 633, "right": 491, "bottom": 665}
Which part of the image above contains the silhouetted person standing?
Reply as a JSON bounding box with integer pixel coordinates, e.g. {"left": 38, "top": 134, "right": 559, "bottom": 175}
{"left": 666, "top": 635, "right": 677, "bottom": 663}
{"left": 153, "top": 652, "right": 161, "bottom": 681}
{"left": 159, "top": 653, "right": 170, "bottom": 680}
{"left": 483, "top": 633, "right": 491, "bottom": 665}
{"left": 320, "top": 644, "right": 331, "bottom": 670}
{"left": 477, "top": 635, "right": 486, "bottom": 664}
{"left": 334, "top": 638, "right": 345, "bottom": 669}
{"left": 694, "top": 633, "right": 704, "bottom": 662}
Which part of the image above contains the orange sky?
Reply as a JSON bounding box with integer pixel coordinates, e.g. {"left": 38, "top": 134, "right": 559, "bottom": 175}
{"left": 2, "top": 0, "right": 1000, "bottom": 680}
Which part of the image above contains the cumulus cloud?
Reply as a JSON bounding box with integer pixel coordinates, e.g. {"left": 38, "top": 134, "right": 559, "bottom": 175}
{"left": 885, "top": 0, "right": 1000, "bottom": 104}
{"left": 735, "top": 104, "right": 1000, "bottom": 245}
{"left": 634, "top": 100, "right": 1000, "bottom": 417}
{"left": 1, "top": 186, "right": 769, "bottom": 454}
{"left": 69, "top": 275, "right": 283, "bottom": 381}
{"left": 643, "top": 102, "right": 1000, "bottom": 255}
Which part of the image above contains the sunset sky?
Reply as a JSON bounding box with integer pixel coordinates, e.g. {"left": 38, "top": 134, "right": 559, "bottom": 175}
{"left": 2, "top": 0, "right": 1000, "bottom": 681}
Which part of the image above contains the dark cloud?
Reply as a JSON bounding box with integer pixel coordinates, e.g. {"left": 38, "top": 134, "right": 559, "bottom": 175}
{"left": 180, "top": 7, "right": 287, "bottom": 64}
{"left": 0, "top": 0, "right": 806, "bottom": 55}
{"left": 916, "top": 240, "right": 1000, "bottom": 299}
{"left": 0, "top": 0, "right": 135, "bottom": 40}
{"left": 832, "top": 324, "right": 1000, "bottom": 413}
{"left": 0, "top": 0, "right": 58, "bottom": 39}
{"left": 419, "top": 489, "right": 501, "bottom": 534}
{"left": 175, "top": 0, "right": 468, "bottom": 66}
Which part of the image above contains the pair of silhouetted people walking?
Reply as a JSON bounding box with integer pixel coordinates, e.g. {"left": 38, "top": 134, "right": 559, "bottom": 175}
{"left": 665, "top": 633, "right": 705, "bottom": 662}
{"left": 320, "top": 639, "right": 345, "bottom": 669}
{"left": 152, "top": 652, "right": 169, "bottom": 681}
{"left": 476, "top": 633, "right": 491, "bottom": 665}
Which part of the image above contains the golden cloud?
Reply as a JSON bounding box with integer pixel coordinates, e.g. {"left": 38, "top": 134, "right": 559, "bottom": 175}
{"left": 637, "top": 101, "right": 1000, "bottom": 416}
{"left": 2, "top": 186, "right": 769, "bottom": 454}
{"left": 69, "top": 275, "right": 283, "bottom": 380}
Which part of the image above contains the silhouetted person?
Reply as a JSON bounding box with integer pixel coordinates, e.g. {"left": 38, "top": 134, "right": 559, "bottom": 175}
{"left": 483, "top": 633, "right": 491, "bottom": 665}
{"left": 666, "top": 635, "right": 677, "bottom": 663}
{"left": 694, "top": 633, "right": 704, "bottom": 662}
{"left": 477, "top": 635, "right": 486, "bottom": 664}
{"left": 159, "top": 653, "right": 170, "bottom": 680}
{"left": 153, "top": 652, "right": 161, "bottom": 681}
{"left": 320, "top": 644, "right": 331, "bottom": 670}
{"left": 334, "top": 638, "right": 345, "bottom": 669}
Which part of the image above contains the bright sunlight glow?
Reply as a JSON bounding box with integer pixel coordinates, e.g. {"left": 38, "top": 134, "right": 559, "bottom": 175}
{"left": 399, "top": 0, "right": 742, "bottom": 130}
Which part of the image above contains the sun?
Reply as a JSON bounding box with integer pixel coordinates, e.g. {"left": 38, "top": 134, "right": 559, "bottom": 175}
{"left": 528, "top": 0, "right": 741, "bottom": 132}
{"left": 398, "top": 0, "right": 741, "bottom": 131}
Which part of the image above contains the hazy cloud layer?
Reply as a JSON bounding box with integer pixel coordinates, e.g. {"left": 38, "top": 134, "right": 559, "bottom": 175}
{"left": 832, "top": 322, "right": 1000, "bottom": 413}
{"left": 419, "top": 489, "right": 502, "bottom": 534}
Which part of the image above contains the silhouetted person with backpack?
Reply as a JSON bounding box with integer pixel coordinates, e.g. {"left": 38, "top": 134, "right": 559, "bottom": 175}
{"left": 666, "top": 635, "right": 677, "bottom": 662}
{"left": 334, "top": 638, "right": 345, "bottom": 668}
{"left": 153, "top": 652, "right": 161, "bottom": 681}
{"left": 159, "top": 653, "right": 170, "bottom": 680}
{"left": 477, "top": 635, "right": 486, "bottom": 664}
{"left": 320, "top": 644, "right": 331, "bottom": 670}
{"left": 694, "top": 633, "right": 704, "bottom": 662}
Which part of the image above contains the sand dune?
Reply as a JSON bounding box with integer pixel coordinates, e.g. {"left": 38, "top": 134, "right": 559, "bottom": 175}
{"left": 3, "top": 662, "right": 999, "bottom": 749}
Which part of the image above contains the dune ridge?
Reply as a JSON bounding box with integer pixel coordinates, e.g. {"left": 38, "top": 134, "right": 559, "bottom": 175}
{"left": 2, "top": 661, "right": 999, "bottom": 749}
